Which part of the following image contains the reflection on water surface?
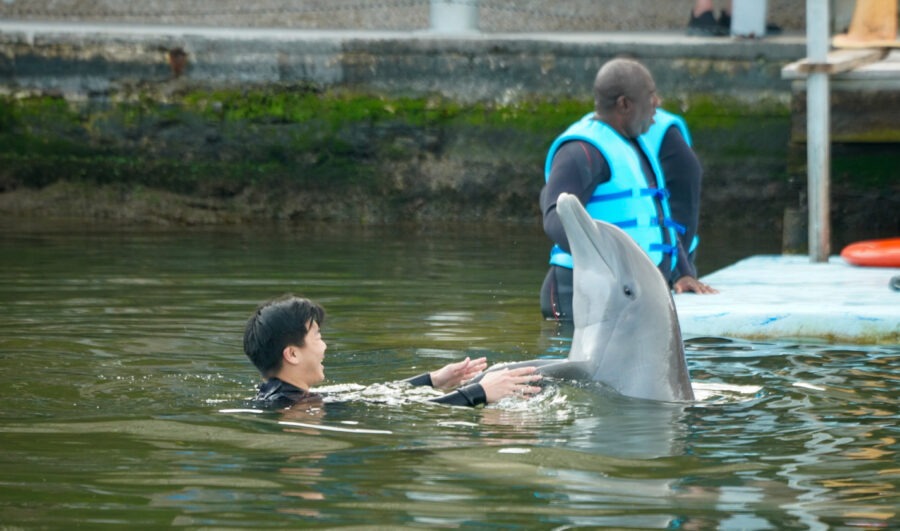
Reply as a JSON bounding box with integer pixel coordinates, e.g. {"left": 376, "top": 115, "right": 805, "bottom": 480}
{"left": 0, "top": 221, "right": 896, "bottom": 529}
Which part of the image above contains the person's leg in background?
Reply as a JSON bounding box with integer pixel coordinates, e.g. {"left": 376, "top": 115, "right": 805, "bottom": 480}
{"left": 688, "top": 0, "right": 781, "bottom": 37}
{"left": 687, "top": 0, "right": 729, "bottom": 36}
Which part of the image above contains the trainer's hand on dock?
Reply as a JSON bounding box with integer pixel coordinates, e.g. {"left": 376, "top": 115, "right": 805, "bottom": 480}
{"left": 673, "top": 275, "right": 718, "bottom": 294}
{"left": 480, "top": 366, "right": 542, "bottom": 404}
{"left": 430, "top": 356, "right": 488, "bottom": 390}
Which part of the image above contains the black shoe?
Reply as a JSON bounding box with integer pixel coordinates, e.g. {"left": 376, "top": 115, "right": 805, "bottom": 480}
{"left": 687, "top": 10, "right": 728, "bottom": 36}
{"left": 718, "top": 11, "right": 783, "bottom": 36}
{"left": 718, "top": 11, "right": 731, "bottom": 29}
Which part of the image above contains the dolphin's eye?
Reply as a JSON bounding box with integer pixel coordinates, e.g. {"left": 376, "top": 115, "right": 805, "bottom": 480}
{"left": 623, "top": 285, "right": 635, "bottom": 298}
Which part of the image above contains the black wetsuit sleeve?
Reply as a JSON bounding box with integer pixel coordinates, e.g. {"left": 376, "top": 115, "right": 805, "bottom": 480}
{"left": 428, "top": 383, "right": 487, "bottom": 407}
{"left": 403, "top": 372, "right": 433, "bottom": 387}
{"left": 404, "top": 372, "right": 486, "bottom": 407}
{"left": 673, "top": 243, "right": 697, "bottom": 281}
{"left": 403, "top": 372, "right": 487, "bottom": 407}
{"left": 658, "top": 127, "right": 701, "bottom": 281}
{"left": 658, "top": 127, "right": 702, "bottom": 238}
{"left": 540, "top": 140, "right": 611, "bottom": 253}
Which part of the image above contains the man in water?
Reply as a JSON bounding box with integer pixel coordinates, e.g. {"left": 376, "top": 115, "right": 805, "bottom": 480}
{"left": 243, "top": 294, "right": 542, "bottom": 409}
{"left": 540, "top": 58, "right": 716, "bottom": 321}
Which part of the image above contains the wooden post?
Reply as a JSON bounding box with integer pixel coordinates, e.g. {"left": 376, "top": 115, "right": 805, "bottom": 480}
{"left": 833, "top": 0, "right": 898, "bottom": 47}
{"left": 806, "top": 0, "right": 831, "bottom": 262}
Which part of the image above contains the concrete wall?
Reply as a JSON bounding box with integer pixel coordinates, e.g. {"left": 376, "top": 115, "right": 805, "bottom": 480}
{"left": 0, "top": 23, "right": 805, "bottom": 103}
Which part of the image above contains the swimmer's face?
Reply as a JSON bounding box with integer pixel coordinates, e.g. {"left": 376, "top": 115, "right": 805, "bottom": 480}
{"left": 290, "top": 320, "right": 327, "bottom": 390}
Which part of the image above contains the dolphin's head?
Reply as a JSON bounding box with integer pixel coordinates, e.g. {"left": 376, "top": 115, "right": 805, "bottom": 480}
{"left": 556, "top": 193, "right": 694, "bottom": 402}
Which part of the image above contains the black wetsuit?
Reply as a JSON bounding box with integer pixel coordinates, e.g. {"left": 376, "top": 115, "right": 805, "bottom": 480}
{"left": 657, "top": 127, "right": 703, "bottom": 272}
{"left": 539, "top": 126, "right": 700, "bottom": 320}
{"left": 253, "top": 373, "right": 488, "bottom": 410}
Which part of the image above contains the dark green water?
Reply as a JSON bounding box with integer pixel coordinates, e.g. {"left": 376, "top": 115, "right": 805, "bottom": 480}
{"left": 1, "top": 220, "right": 897, "bottom": 529}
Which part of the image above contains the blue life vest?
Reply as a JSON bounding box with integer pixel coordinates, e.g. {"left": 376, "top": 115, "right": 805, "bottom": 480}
{"left": 642, "top": 108, "right": 692, "bottom": 153}
{"left": 544, "top": 114, "right": 682, "bottom": 270}
{"left": 643, "top": 109, "right": 699, "bottom": 254}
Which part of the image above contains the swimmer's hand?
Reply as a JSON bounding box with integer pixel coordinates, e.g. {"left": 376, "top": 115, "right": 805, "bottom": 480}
{"left": 480, "top": 366, "right": 542, "bottom": 404}
{"left": 430, "top": 356, "right": 488, "bottom": 390}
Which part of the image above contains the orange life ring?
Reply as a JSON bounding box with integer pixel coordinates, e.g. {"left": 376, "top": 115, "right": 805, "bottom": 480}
{"left": 840, "top": 238, "right": 900, "bottom": 268}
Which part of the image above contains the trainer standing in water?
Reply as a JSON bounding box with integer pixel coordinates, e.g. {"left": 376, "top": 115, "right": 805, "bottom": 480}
{"left": 540, "top": 58, "right": 716, "bottom": 321}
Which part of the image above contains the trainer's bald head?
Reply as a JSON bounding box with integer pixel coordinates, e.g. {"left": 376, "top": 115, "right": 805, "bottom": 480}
{"left": 591, "top": 58, "right": 659, "bottom": 138}
{"left": 593, "top": 58, "right": 655, "bottom": 115}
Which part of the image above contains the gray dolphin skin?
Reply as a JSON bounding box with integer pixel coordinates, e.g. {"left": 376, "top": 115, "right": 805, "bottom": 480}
{"left": 556, "top": 192, "right": 694, "bottom": 402}
{"left": 483, "top": 193, "right": 694, "bottom": 402}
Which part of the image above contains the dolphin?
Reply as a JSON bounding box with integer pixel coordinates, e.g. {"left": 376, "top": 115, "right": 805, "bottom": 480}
{"left": 480, "top": 192, "right": 694, "bottom": 402}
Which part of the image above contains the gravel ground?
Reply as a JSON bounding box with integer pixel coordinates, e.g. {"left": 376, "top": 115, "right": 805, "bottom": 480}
{"left": 0, "top": 0, "right": 810, "bottom": 33}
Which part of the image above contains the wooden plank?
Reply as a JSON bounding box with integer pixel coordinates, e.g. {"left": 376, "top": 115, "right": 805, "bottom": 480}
{"left": 781, "top": 48, "right": 889, "bottom": 79}
{"left": 833, "top": 35, "right": 900, "bottom": 49}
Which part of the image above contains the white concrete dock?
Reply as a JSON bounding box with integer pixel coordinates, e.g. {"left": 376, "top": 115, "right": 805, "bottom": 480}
{"left": 675, "top": 255, "right": 900, "bottom": 344}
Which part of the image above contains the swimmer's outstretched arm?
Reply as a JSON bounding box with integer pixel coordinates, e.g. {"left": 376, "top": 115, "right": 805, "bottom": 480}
{"left": 402, "top": 356, "right": 487, "bottom": 390}
{"left": 430, "top": 356, "right": 488, "bottom": 390}
{"left": 403, "top": 358, "right": 541, "bottom": 407}
{"left": 429, "top": 365, "right": 542, "bottom": 407}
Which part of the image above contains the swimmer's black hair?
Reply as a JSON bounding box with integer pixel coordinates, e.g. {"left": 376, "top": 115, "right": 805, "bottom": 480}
{"left": 243, "top": 295, "right": 325, "bottom": 378}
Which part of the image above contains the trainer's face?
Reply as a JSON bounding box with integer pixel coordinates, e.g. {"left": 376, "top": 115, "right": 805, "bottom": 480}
{"left": 627, "top": 77, "right": 660, "bottom": 138}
